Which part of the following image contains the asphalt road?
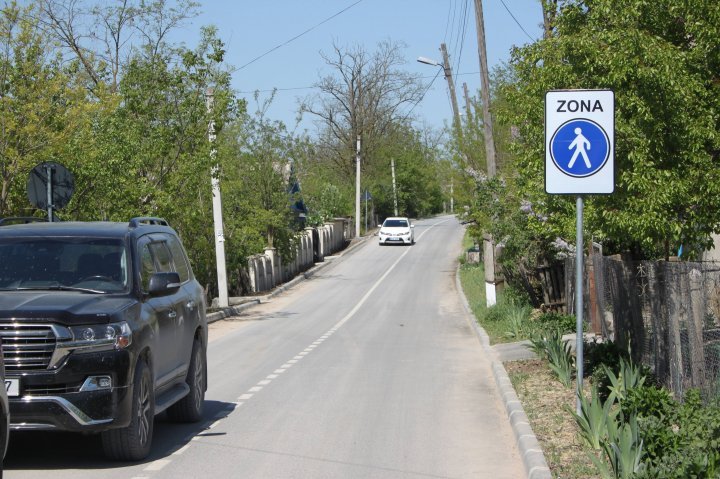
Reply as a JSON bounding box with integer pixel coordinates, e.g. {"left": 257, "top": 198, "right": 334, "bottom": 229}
{"left": 4, "top": 215, "right": 524, "bottom": 479}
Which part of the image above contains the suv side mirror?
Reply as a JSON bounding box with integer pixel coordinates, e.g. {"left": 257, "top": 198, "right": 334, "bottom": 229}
{"left": 148, "top": 272, "right": 181, "bottom": 296}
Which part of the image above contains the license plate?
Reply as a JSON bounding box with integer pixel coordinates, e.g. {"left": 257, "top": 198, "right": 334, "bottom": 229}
{"left": 5, "top": 378, "right": 19, "bottom": 397}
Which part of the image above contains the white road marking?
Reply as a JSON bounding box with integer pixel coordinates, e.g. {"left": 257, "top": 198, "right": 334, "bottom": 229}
{"left": 144, "top": 459, "right": 171, "bottom": 471}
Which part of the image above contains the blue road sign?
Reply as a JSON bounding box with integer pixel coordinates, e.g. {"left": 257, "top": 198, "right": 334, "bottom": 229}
{"left": 549, "top": 119, "right": 610, "bottom": 178}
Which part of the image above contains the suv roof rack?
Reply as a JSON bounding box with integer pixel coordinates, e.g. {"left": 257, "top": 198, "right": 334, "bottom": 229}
{"left": 0, "top": 217, "right": 46, "bottom": 226}
{"left": 129, "top": 217, "right": 169, "bottom": 228}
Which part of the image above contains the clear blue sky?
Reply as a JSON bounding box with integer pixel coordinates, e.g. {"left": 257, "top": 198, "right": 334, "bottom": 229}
{"left": 182, "top": 0, "right": 544, "bottom": 135}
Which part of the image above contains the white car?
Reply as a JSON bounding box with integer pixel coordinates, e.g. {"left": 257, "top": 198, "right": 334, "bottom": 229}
{"left": 378, "top": 217, "right": 415, "bottom": 245}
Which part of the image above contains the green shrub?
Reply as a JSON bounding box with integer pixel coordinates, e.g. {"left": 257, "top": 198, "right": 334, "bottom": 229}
{"left": 501, "top": 284, "right": 531, "bottom": 308}
{"left": 620, "top": 385, "right": 674, "bottom": 420}
{"left": 631, "top": 389, "right": 720, "bottom": 477}
{"left": 584, "top": 339, "right": 628, "bottom": 376}
{"left": 536, "top": 311, "right": 577, "bottom": 334}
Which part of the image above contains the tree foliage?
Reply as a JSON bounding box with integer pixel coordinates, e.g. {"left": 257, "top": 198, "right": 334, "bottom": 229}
{"left": 0, "top": 1, "right": 452, "bottom": 299}
{"left": 495, "top": 0, "right": 720, "bottom": 259}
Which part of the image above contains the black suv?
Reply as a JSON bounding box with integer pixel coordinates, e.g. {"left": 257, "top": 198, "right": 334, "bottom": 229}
{"left": 0, "top": 217, "right": 207, "bottom": 461}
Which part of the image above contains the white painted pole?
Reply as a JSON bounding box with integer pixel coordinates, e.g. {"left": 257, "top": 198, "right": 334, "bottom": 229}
{"left": 391, "top": 157, "right": 398, "bottom": 216}
{"left": 450, "top": 179, "right": 454, "bottom": 214}
{"left": 206, "top": 88, "right": 228, "bottom": 308}
{"left": 355, "top": 135, "right": 361, "bottom": 238}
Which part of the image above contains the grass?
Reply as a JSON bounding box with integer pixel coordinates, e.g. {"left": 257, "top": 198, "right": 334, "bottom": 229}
{"left": 459, "top": 262, "right": 534, "bottom": 344}
{"left": 461, "top": 232, "right": 476, "bottom": 253}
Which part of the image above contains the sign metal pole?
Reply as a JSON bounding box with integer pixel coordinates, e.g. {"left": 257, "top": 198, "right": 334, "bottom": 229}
{"left": 45, "top": 164, "right": 53, "bottom": 222}
{"left": 545, "top": 89, "right": 614, "bottom": 415}
{"left": 575, "top": 196, "right": 584, "bottom": 414}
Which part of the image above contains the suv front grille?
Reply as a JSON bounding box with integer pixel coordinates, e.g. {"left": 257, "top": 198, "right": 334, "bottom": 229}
{"left": 23, "top": 383, "right": 82, "bottom": 395}
{"left": 0, "top": 324, "right": 58, "bottom": 371}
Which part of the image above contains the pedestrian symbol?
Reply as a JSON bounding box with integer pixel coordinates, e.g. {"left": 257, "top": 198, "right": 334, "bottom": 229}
{"left": 550, "top": 119, "right": 609, "bottom": 178}
{"left": 568, "top": 128, "right": 591, "bottom": 168}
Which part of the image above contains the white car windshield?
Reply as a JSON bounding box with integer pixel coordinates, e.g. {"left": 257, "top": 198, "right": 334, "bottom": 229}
{"left": 384, "top": 220, "right": 408, "bottom": 228}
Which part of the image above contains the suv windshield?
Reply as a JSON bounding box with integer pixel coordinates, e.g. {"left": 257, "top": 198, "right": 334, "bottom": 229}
{"left": 0, "top": 238, "right": 128, "bottom": 293}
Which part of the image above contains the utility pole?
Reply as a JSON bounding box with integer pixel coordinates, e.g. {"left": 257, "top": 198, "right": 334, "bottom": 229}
{"left": 206, "top": 88, "right": 228, "bottom": 308}
{"left": 440, "top": 43, "right": 462, "bottom": 135}
{"left": 450, "top": 179, "right": 454, "bottom": 214}
{"left": 474, "top": 0, "right": 499, "bottom": 306}
{"left": 355, "top": 135, "right": 361, "bottom": 237}
{"left": 391, "top": 157, "right": 398, "bottom": 216}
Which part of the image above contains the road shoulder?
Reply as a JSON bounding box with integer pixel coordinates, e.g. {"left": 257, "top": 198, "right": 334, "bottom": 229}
{"left": 454, "top": 269, "right": 553, "bottom": 479}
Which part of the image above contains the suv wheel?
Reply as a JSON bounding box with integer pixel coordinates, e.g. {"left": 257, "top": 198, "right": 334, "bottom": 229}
{"left": 102, "top": 358, "right": 155, "bottom": 461}
{"left": 167, "top": 338, "right": 205, "bottom": 422}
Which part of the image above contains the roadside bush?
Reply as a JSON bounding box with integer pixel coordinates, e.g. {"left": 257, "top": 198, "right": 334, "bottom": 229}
{"left": 501, "top": 283, "right": 532, "bottom": 308}
{"left": 620, "top": 385, "right": 674, "bottom": 421}
{"left": 634, "top": 389, "right": 720, "bottom": 478}
{"left": 534, "top": 311, "right": 576, "bottom": 335}
{"left": 585, "top": 339, "right": 627, "bottom": 378}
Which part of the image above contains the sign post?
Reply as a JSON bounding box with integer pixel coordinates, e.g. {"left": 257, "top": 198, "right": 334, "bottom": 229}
{"left": 545, "top": 89, "right": 614, "bottom": 413}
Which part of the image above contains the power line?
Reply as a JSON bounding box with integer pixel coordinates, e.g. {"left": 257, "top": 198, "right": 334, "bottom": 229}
{"left": 237, "top": 71, "right": 483, "bottom": 96}
{"left": 232, "top": 0, "right": 364, "bottom": 72}
{"left": 453, "top": 0, "right": 470, "bottom": 77}
{"left": 402, "top": 69, "right": 443, "bottom": 123}
{"left": 498, "top": 0, "right": 536, "bottom": 42}
{"left": 443, "top": 0, "right": 453, "bottom": 43}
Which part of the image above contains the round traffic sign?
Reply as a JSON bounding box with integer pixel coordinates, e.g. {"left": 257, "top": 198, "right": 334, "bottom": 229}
{"left": 549, "top": 119, "right": 610, "bottom": 178}
{"left": 27, "top": 162, "right": 75, "bottom": 210}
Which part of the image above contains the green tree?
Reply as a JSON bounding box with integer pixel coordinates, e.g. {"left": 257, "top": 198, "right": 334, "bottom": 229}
{"left": 0, "top": 2, "right": 87, "bottom": 217}
{"left": 499, "top": 0, "right": 720, "bottom": 259}
{"left": 218, "top": 97, "right": 303, "bottom": 294}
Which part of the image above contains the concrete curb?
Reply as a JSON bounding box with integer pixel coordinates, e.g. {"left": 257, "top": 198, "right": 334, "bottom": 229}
{"left": 206, "top": 235, "right": 372, "bottom": 324}
{"left": 455, "top": 269, "right": 552, "bottom": 479}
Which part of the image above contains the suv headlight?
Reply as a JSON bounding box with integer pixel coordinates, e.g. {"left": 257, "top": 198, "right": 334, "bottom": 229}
{"left": 68, "top": 321, "right": 132, "bottom": 351}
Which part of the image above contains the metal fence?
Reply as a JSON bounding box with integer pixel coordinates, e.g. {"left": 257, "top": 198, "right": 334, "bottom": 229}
{"left": 569, "top": 255, "right": 720, "bottom": 401}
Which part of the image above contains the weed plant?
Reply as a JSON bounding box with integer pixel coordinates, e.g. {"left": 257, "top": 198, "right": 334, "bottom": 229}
{"left": 528, "top": 328, "right": 575, "bottom": 387}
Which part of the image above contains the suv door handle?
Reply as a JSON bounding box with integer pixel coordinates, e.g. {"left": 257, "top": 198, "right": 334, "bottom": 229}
{"left": 167, "top": 310, "right": 177, "bottom": 319}
{"left": 186, "top": 300, "right": 196, "bottom": 310}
